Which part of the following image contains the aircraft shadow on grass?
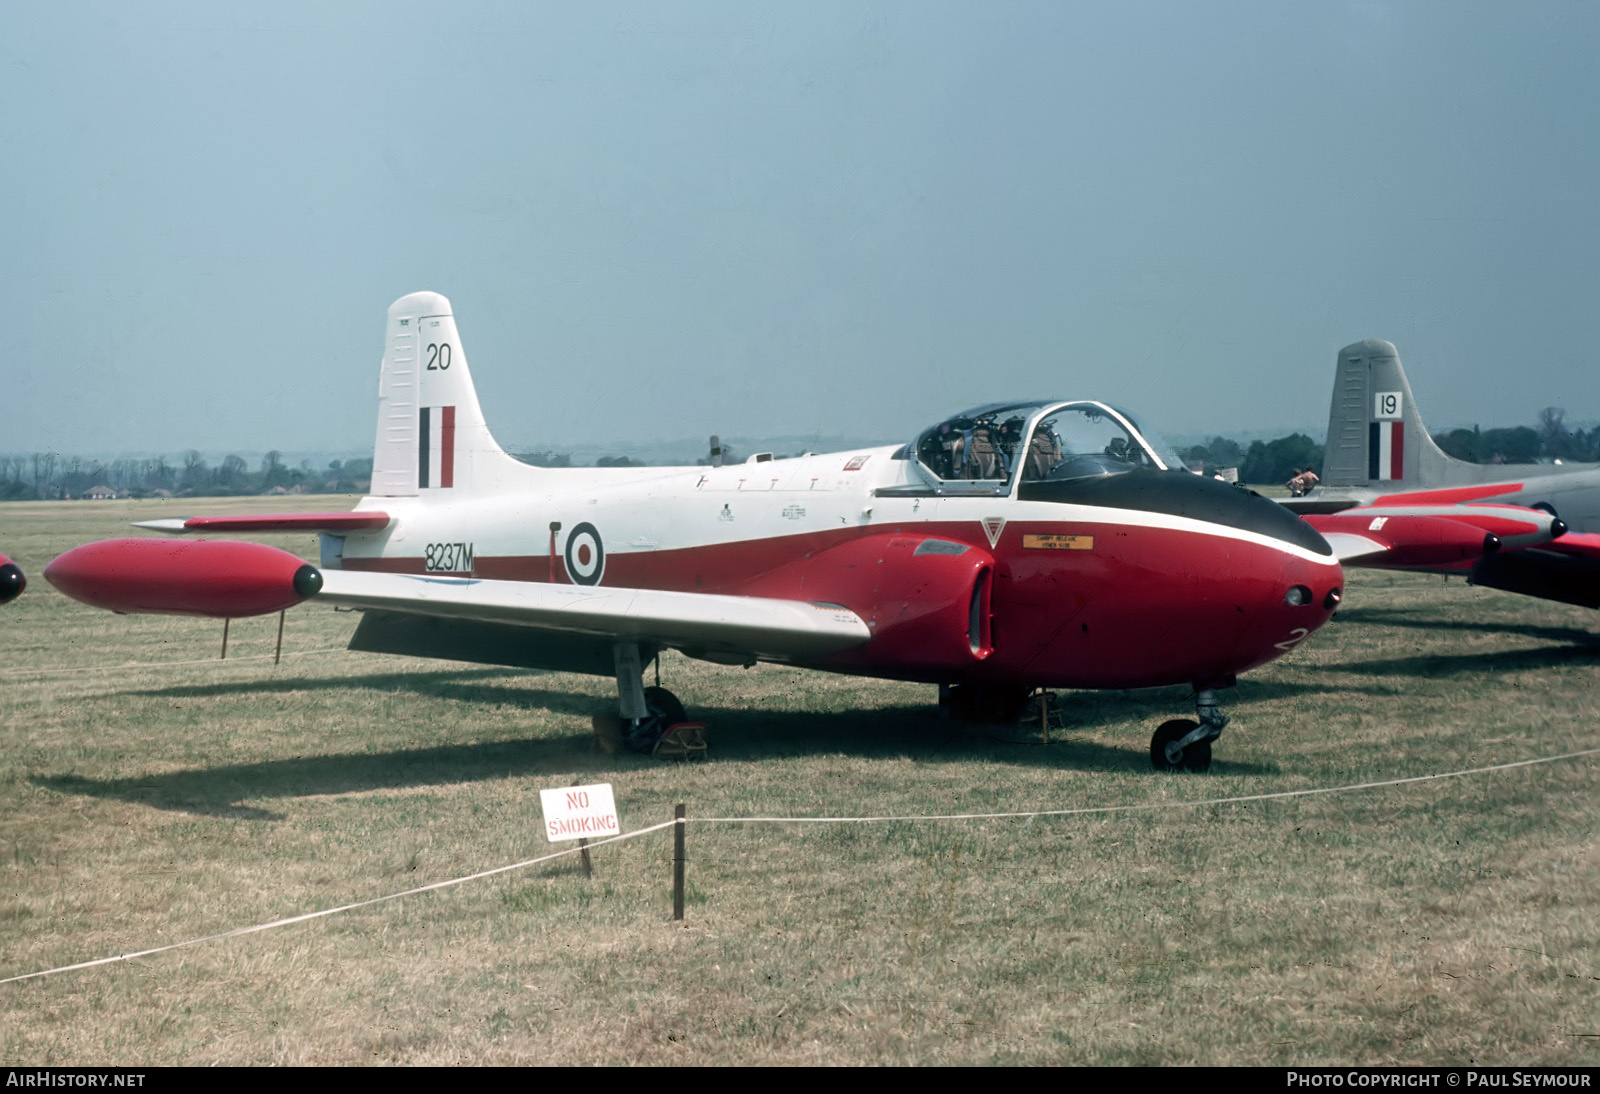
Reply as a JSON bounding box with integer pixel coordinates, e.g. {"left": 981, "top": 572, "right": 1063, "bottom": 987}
{"left": 36, "top": 671, "right": 1305, "bottom": 817}
{"left": 122, "top": 667, "right": 601, "bottom": 719}
{"left": 1332, "top": 606, "right": 1599, "bottom": 648}
{"left": 1317, "top": 643, "right": 1599, "bottom": 680}
{"left": 1318, "top": 607, "right": 1600, "bottom": 678}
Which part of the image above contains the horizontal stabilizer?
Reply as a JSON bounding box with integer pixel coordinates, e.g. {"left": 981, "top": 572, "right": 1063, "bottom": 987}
{"left": 1278, "top": 494, "right": 1366, "bottom": 516}
{"left": 1373, "top": 484, "right": 1524, "bottom": 506}
{"left": 316, "top": 570, "right": 870, "bottom": 662}
{"left": 132, "top": 512, "right": 392, "bottom": 535}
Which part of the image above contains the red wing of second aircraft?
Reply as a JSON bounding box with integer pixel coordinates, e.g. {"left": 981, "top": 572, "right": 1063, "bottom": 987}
{"left": 1305, "top": 501, "right": 1600, "bottom": 610}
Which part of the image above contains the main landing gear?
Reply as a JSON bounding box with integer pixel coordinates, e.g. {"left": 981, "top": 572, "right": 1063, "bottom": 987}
{"left": 609, "top": 642, "right": 706, "bottom": 759}
{"left": 1149, "top": 687, "right": 1230, "bottom": 773}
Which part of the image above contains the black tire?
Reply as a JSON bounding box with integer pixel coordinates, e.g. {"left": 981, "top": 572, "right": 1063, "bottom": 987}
{"left": 624, "top": 686, "right": 689, "bottom": 752}
{"left": 1150, "top": 718, "right": 1212, "bottom": 773}
{"left": 643, "top": 686, "right": 687, "bottom": 727}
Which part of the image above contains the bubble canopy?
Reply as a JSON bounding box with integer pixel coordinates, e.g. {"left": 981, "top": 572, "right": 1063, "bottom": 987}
{"left": 911, "top": 400, "right": 1187, "bottom": 493}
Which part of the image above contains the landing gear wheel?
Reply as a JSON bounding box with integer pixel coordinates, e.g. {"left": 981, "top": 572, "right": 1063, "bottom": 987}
{"left": 1150, "top": 719, "right": 1212, "bottom": 773}
{"left": 643, "top": 686, "right": 686, "bottom": 727}
{"left": 642, "top": 687, "right": 707, "bottom": 760}
{"left": 624, "top": 686, "right": 687, "bottom": 751}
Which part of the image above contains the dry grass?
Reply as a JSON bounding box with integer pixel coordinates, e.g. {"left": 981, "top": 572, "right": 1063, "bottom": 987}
{"left": 1, "top": 497, "right": 1596, "bottom": 1065}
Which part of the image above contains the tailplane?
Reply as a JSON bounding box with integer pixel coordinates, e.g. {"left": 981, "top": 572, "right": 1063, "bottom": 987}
{"left": 370, "top": 292, "right": 529, "bottom": 497}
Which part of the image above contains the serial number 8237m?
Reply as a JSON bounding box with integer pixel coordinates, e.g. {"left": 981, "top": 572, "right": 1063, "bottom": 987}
{"left": 424, "top": 542, "right": 475, "bottom": 572}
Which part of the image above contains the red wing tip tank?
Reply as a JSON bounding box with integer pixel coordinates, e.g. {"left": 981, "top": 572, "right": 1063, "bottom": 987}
{"left": 0, "top": 554, "right": 24, "bottom": 604}
{"left": 44, "top": 539, "right": 322, "bottom": 618}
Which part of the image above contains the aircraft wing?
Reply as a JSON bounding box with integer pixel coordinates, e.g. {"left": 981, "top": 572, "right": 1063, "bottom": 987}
{"left": 1302, "top": 505, "right": 1600, "bottom": 609}
{"left": 316, "top": 570, "right": 870, "bottom": 661}
{"left": 1541, "top": 530, "right": 1600, "bottom": 560}
{"left": 1467, "top": 531, "right": 1600, "bottom": 610}
{"left": 1304, "top": 503, "right": 1565, "bottom": 570}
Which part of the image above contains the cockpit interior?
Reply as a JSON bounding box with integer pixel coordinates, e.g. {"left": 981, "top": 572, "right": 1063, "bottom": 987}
{"left": 913, "top": 400, "right": 1186, "bottom": 490}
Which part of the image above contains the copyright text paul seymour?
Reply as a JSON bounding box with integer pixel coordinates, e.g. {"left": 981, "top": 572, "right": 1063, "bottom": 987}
{"left": 1288, "top": 1075, "right": 1592, "bottom": 1089}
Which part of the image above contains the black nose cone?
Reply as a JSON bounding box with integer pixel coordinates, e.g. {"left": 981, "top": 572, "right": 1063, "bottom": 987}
{"left": 293, "top": 565, "right": 324, "bottom": 599}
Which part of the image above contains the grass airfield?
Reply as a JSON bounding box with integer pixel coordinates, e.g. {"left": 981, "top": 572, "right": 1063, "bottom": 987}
{"left": 1, "top": 497, "right": 1597, "bottom": 1065}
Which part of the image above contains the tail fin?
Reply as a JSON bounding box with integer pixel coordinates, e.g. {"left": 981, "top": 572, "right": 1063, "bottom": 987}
{"left": 1320, "top": 339, "right": 1477, "bottom": 489}
{"left": 369, "top": 291, "right": 528, "bottom": 497}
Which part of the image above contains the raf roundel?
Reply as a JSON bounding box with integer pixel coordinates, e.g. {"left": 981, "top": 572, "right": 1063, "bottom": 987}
{"left": 565, "top": 523, "right": 606, "bottom": 586}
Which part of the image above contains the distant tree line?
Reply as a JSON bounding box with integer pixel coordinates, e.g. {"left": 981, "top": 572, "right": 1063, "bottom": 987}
{"left": 511, "top": 451, "right": 647, "bottom": 468}
{"left": 1433, "top": 408, "right": 1600, "bottom": 465}
{"left": 513, "top": 449, "right": 774, "bottom": 468}
{"left": 0, "top": 452, "right": 373, "bottom": 501}
{"left": 1182, "top": 406, "right": 1598, "bottom": 486}
{"left": 514, "top": 440, "right": 777, "bottom": 468}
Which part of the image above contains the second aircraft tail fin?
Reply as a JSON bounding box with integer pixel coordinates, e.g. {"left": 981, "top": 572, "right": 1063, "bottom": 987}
{"left": 1320, "top": 339, "right": 1475, "bottom": 490}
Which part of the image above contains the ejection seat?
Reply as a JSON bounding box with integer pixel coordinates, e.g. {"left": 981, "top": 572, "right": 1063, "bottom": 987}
{"left": 964, "top": 422, "right": 1004, "bottom": 479}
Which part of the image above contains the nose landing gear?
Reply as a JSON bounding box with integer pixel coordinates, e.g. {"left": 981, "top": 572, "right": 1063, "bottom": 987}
{"left": 1150, "top": 687, "right": 1229, "bottom": 772}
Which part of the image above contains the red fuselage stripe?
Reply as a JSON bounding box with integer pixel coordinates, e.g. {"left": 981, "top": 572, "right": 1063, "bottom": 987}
{"left": 340, "top": 520, "right": 1339, "bottom": 689}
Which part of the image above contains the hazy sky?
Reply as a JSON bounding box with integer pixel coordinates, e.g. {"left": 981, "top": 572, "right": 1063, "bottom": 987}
{"left": 5, "top": 2, "right": 1599, "bottom": 458}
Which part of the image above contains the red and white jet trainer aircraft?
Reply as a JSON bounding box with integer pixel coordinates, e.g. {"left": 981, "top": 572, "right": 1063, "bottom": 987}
{"left": 47, "top": 292, "right": 1347, "bottom": 771}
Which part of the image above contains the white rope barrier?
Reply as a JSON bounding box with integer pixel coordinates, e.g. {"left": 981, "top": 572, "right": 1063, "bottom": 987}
{"left": 3, "top": 747, "right": 1593, "bottom": 987}
{"left": 0, "top": 648, "right": 353, "bottom": 678}
{"left": 691, "top": 747, "right": 1600, "bottom": 824}
{"left": 0, "top": 821, "right": 674, "bottom": 986}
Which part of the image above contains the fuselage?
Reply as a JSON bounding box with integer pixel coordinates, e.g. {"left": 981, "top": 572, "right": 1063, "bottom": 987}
{"left": 330, "top": 444, "right": 1343, "bottom": 691}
